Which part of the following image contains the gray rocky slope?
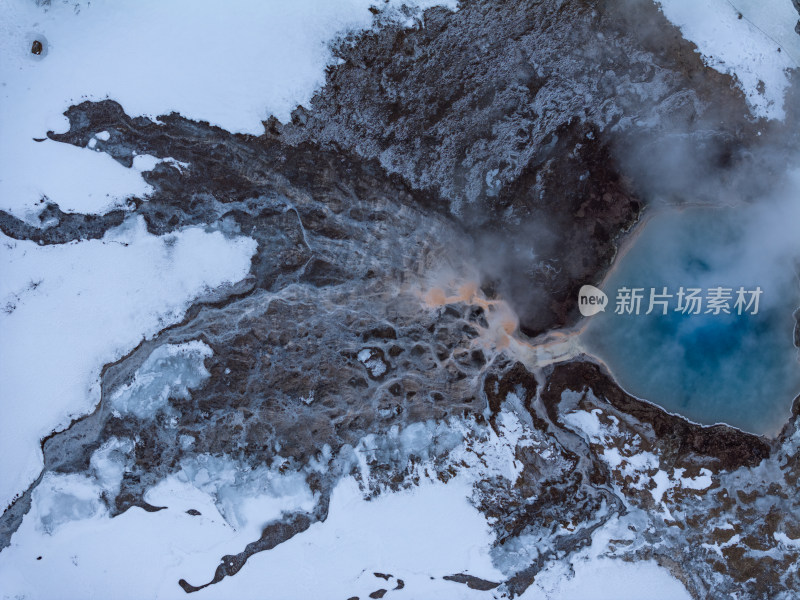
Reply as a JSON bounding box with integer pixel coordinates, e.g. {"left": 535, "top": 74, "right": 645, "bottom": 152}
{"left": 2, "top": 0, "right": 800, "bottom": 598}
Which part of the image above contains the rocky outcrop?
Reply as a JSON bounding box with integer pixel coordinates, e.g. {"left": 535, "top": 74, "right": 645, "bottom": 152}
{"left": 277, "top": 0, "right": 760, "bottom": 336}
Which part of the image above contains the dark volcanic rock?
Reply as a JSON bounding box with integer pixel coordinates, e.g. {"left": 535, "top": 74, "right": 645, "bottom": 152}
{"left": 542, "top": 361, "right": 771, "bottom": 470}
{"left": 443, "top": 573, "right": 500, "bottom": 590}
{"left": 0, "top": 202, "right": 127, "bottom": 245}
{"left": 276, "top": 0, "right": 759, "bottom": 335}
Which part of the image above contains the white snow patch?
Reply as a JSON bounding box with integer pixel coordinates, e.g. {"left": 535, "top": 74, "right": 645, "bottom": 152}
{"left": 521, "top": 514, "right": 692, "bottom": 600}
{"left": 489, "top": 408, "right": 537, "bottom": 481}
{"left": 650, "top": 469, "right": 672, "bottom": 510}
{"left": 354, "top": 420, "right": 466, "bottom": 488}
{"left": 674, "top": 467, "right": 714, "bottom": 490}
{"left": 188, "top": 475, "right": 502, "bottom": 600}
{"left": 0, "top": 138, "right": 154, "bottom": 218}
{"left": 129, "top": 154, "right": 190, "bottom": 174}
{"left": 0, "top": 0, "right": 458, "bottom": 218}
{"left": 0, "top": 217, "right": 256, "bottom": 509}
{"left": 521, "top": 556, "right": 692, "bottom": 600}
{"left": 774, "top": 532, "right": 800, "bottom": 548}
{"left": 0, "top": 466, "right": 314, "bottom": 600}
{"left": 601, "top": 447, "right": 659, "bottom": 486}
{"left": 562, "top": 408, "right": 605, "bottom": 439}
{"left": 562, "top": 404, "right": 620, "bottom": 444}
{"left": 656, "top": 0, "right": 799, "bottom": 119}
{"left": 433, "top": 411, "right": 540, "bottom": 487}
{"left": 733, "top": 0, "right": 800, "bottom": 67}
{"left": 0, "top": 471, "right": 500, "bottom": 600}
{"left": 358, "top": 347, "right": 388, "bottom": 377}
{"left": 366, "top": 358, "right": 386, "bottom": 376}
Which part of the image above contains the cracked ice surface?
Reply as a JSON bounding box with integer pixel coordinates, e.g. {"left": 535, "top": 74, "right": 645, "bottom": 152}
{"left": 109, "top": 341, "right": 213, "bottom": 421}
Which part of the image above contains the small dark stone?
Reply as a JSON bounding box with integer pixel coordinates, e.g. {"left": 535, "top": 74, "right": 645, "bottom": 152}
{"left": 31, "top": 40, "right": 43, "bottom": 55}
{"left": 462, "top": 324, "right": 480, "bottom": 339}
{"left": 36, "top": 556, "right": 42, "bottom": 560}
{"left": 362, "top": 326, "right": 397, "bottom": 341}
{"left": 347, "top": 376, "right": 369, "bottom": 389}
{"left": 443, "top": 573, "right": 500, "bottom": 591}
{"left": 186, "top": 509, "right": 201, "bottom": 516}
{"left": 443, "top": 305, "right": 462, "bottom": 319}
{"left": 470, "top": 349, "right": 486, "bottom": 366}
{"left": 368, "top": 590, "right": 387, "bottom": 599}
{"left": 387, "top": 345, "right": 404, "bottom": 357}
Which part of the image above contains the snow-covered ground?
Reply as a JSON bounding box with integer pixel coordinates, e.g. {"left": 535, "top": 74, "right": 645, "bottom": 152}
{"left": 522, "top": 515, "right": 692, "bottom": 600}
{"left": 0, "top": 458, "right": 501, "bottom": 599}
{"left": 0, "top": 0, "right": 457, "bottom": 220}
{"left": 0, "top": 408, "right": 693, "bottom": 600}
{"left": 0, "top": 0, "right": 454, "bottom": 516}
{"left": 657, "top": 0, "right": 800, "bottom": 119}
{"left": 0, "top": 217, "right": 256, "bottom": 509}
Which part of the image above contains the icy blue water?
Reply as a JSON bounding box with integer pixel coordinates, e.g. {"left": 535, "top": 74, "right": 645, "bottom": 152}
{"left": 581, "top": 207, "right": 800, "bottom": 435}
